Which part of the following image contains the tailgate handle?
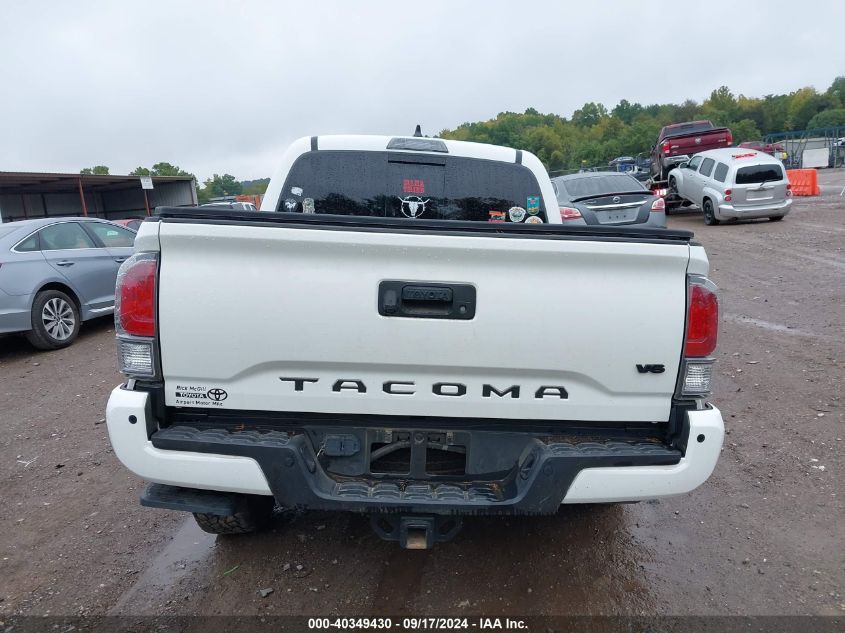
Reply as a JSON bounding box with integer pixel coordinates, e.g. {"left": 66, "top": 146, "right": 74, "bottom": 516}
{"left": 379, "top": 281, "right": 475, "bottom": 320}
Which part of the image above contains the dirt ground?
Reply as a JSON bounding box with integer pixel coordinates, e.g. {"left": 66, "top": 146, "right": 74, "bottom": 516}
{"left": 0, "top": 195, "right": 843, "bottom": 621}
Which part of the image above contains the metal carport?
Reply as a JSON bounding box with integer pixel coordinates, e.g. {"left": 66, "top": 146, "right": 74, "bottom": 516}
{"left": 0, "top": 172, "right": 197, "bottom": 223}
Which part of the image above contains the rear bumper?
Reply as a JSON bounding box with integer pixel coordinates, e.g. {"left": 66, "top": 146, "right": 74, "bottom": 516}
{"left": 0, "top": 290, "right": 32, "bottom": 335}
{"left": 106, "top": 386, "right": 724, "bottom": 511}
{"left": 718, "top": 198, "right": 792, "bottom": 220}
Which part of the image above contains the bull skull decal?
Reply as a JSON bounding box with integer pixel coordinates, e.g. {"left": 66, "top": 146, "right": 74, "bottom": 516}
{"left": 398, "top": 196, "right": 430, "bottom": 218}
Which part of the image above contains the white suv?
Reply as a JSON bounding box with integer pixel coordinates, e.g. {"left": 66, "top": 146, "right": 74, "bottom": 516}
{"left": 668, "top": 148, "right": 792, "bottom": 225}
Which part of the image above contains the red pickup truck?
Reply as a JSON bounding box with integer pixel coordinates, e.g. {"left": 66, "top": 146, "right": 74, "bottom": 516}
{"left": 651, "top": 121, "right": 733, "bottom": 180}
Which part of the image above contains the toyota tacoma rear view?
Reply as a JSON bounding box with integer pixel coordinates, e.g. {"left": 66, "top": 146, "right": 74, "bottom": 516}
{"left": 106, "top": 135, "right": 724, "bottom": 548}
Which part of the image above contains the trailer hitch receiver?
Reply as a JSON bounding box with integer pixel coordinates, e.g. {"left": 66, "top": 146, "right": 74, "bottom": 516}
{"left": 370, "top": 515, "right": 463, "bottom": 549}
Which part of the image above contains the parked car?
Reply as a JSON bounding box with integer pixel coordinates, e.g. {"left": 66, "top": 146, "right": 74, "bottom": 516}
{"left": 200, "top": 201, "right": 257, "bottom": 211}
{"left": 650, "top": 120, "right": 733, "bottom": 180}
{"left": 112, "top": 218, "right": 144, "bottom": 231}
{"left": 552, "top": 172, "right": 666, "bottom": 227}
{"left": 668, "top": 148, "right": 792, "bottom": 225}
{"left": 106, "top": 135, "right": 723, "bottom": 548}
{"left": 738, "top": 140, "right": 788, "bottom": 161}
{"left": 0, "top": 217, "right": 136, "bottom": 349}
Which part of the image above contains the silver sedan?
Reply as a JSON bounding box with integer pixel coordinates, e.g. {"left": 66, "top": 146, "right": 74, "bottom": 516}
{"left": 0, "top": 217, "right": 136, "bottom": 349}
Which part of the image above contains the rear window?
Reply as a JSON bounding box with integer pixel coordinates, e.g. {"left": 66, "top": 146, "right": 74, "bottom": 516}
{"left": 556, "top": 174, "right": 644, "bottom": 200}
{"left": 713, "top": 163, "right": 729, "bottom": 182}
{"left": 279, "top": 151, "right": 547, "bottom": 223}
{"left": 734, "top": 164, "right": 784, "bottom": 184}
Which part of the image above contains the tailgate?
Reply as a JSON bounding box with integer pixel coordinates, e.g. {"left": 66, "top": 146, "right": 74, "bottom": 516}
{"left": 156, "top": 217, "right": 691, "bottom": 423}
{"left": 667, "top": 129, "right": 731, "bottom": 156}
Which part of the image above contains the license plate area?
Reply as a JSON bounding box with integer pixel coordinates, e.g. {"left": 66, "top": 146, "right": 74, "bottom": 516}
{"left": 596, "top": 210, "right": 637, "bottom": 224}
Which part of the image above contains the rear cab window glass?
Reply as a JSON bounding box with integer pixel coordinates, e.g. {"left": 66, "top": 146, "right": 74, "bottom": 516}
{"left": 734, "top": 163, "right": 784, "bottom": 184}
{"left": 713, "top": 163, "right": 729, "bottom": 182}
{"left": 278, "top": 151, "right": 547, "bottom": 223}
{"left": 39, "top": 222, "right": 96, "bottom": 250}
{"left": 699, "top": 158, "right": 715, "bottom": 177}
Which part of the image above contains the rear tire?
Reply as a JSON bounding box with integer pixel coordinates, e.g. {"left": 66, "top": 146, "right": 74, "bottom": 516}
{"left": 702, "top": 199, "right": 720, "bottom": 226}
{"left": 669, "top": 176, "right": 678, "bottom": 195}
{"left": 769, "top": 215, "right": 784, "bottom": 222}
{"left": 192, "top": 495, "right": 275, "bottom": 535}
{"left": 26, "top": 289, "right": 80, "bottom": 350}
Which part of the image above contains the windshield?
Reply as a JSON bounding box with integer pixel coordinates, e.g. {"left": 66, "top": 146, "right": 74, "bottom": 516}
{"left": 556, "top": 174, "right": 644, "bottom": 200}
{"left": 735, "top": 164, "right": 784, "bottom": 184}
{"left": 279, "top": 151, "right": 547, "bottom": 223}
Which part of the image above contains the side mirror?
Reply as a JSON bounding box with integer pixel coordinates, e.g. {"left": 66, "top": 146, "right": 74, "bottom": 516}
{"left": 680, "top": 162, "right": 690, "bottom": 169}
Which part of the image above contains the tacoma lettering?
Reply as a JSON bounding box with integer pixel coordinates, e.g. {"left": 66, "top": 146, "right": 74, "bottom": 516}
{"left": 279, "top": 377, "right": 566, "bottom": 399}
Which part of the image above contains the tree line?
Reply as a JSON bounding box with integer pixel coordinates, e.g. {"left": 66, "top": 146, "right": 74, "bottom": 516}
{"left": 80, "top": 77, "right": 845, "bottom": 189}
{"left": 439, "top": 77, "right": 845, "bottom": 172}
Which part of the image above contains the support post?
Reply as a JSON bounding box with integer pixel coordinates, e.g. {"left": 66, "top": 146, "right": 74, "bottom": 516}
{"left": 143, "top": 189, "right": 151, "bottom": 216}
{"left": 78, "top": 178, "right": 88, "bottom": 216}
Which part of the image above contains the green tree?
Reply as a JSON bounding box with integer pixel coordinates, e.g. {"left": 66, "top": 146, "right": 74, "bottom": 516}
{"left": 130, "top": 162, "right": 194, "bottom": 178}
{"left": 807, "top": 108, "right": 845, "bottom": 129}
{"left": 572, "top": 102, "right": 607, "bottom": 128}
{"left": 202, "top": 174, "right": 242, "bottom": 198}
{"left": 80, "top": 165, "right": 109, "bottom": 175}
{"left": 730, "top": 119, "right": 762, "bottom": 144}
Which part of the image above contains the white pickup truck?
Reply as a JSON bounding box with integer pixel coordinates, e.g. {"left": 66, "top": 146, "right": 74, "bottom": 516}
{"left": 106, "top": 135, "right": 724, "bottom": 548}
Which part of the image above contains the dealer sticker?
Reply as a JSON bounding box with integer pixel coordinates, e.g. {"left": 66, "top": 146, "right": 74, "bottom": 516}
{"left": 173, "top": 385, "right": 228, "bottom": 407}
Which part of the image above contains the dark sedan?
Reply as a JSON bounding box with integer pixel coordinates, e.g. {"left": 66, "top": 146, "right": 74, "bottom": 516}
{"left": 551, "top": 172, "right": 666, "bottom": 227}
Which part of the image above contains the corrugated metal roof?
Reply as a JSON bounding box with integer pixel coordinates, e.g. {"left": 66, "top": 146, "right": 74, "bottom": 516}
{"left": 0, "top": 171, "right": 195, "bottom": 193}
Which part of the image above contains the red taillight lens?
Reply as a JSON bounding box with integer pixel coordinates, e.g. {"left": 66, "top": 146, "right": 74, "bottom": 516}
{"left": 786, "top": 183, "right": 792, "bottom": 196}
{"left": 724, "top": 189, "right": 732, "bottom": 202}
{"left": 726, "top": 131, "right": 733, "bottom": 145}
{"left": 685, "top": 281, "right": 719, "bottom": 357}
{"left": 651, "top": 197, "right": 665, "bottom": 211}
{"left": 662, "top": 142, "right": 671, "bottom": 154}
{"left": 116, "top": 255, "right": 157, "bottom": 337}
{"left": 560, "top": 207, "right": 582, "bottom": 220}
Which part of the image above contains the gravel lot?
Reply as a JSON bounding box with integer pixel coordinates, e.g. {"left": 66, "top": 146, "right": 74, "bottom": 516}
{"left": 1, "top": 195, "right": 843, "bottom": 620}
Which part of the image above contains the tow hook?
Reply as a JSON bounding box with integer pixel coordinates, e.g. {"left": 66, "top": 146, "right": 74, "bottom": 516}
{"left": 370, "top": 515, "right": 463, "bottom": 549}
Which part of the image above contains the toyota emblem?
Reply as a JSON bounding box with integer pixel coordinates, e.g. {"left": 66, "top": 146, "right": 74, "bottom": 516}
{"left": 206, "top": 388, "right": 228, "bottom": 402}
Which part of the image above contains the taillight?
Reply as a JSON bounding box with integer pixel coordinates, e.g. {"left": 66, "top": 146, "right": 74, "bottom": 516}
{"left": 786, "top": 184, "right": 792, "bottom": 197}
{"left": 662, "top": 142, "right": 671, "bottom": 154}
{"left": 685, "top": 279, "right": 718, "bottom": 357}
{"left": 651, "top": 197, "right": 665, "bottom": 212}
{"left": 724, "top": 189, "right": 732, "bottom": 202}
{"left": 726, "top": 131, "right": 733, "bottom": 145}
{"left": 560, "top": 207, "right": 583, "bottom": 220}
{"left": 115, "top": 253, "right": 158, "bottom": 377}
{"left": 680, "top": 276, "right": 719, "bottom": 397}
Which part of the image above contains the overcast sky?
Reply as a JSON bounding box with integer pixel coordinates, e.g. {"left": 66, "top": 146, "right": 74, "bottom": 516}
{"left": 1, "top": 0, "right": 842, "bottom": 182}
